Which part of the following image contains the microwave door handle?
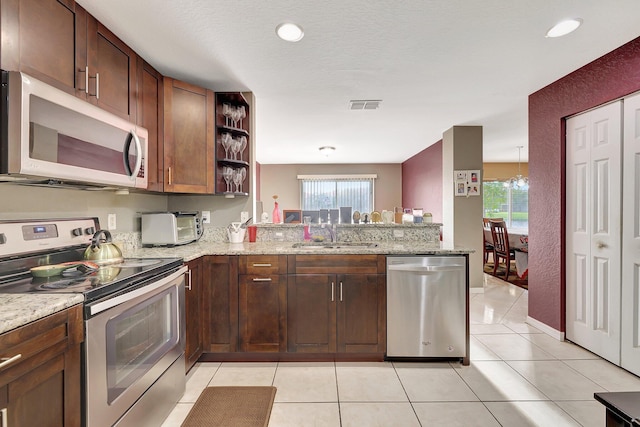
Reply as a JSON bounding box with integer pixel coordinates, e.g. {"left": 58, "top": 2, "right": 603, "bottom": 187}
{"left": 122, "top": 131, "right": 143, "bottom": 179}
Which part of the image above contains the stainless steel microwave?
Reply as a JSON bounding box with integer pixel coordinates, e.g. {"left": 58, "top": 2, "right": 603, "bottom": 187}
{"left": 0, "top": 71, "right": 148, "bottom": 189}
{"left": 141, "top": 212, "right": 203, "bottom": 246}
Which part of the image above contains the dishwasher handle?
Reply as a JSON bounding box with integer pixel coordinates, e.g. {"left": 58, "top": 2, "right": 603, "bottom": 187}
{"left": 387, "top": 264, "right": 465, "bottom": 274}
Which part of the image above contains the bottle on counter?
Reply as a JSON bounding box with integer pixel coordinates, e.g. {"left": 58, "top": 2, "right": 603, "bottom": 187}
{"left": 272, "top": 195, "right": 281, "bottom": 224}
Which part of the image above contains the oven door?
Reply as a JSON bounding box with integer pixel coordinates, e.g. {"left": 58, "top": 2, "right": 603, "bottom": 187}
{"left": 84, "top": 266, "right": 186, "bottom": 427}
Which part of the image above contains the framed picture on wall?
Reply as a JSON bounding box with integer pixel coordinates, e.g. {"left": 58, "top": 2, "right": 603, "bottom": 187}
{"left": 283, "top": 210, "right": 302, "bottom": 223}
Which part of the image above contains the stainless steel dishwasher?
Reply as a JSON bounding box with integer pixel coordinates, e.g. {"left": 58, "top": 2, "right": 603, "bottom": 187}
{"left": 386, "top": 256, "right": 468, "bottom": 362}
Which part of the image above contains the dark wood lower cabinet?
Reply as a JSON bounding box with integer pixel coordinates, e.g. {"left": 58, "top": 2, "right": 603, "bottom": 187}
{"left": 185, "top": 258, "right": 204, "bottom": 372}
{"left": 238, "top": 274, "right": 287, "bottom": 352}
{"left": 200, "top": 254, "right": 386, "bottom": 361}
{"left": 203, "top": 255, "right": 238, "bottom": 353}
{"left": 0, "top": 305, "right": 83, "bottom": 427}
{"left": 287, "top": 273, "right": 386, "bottom": 354}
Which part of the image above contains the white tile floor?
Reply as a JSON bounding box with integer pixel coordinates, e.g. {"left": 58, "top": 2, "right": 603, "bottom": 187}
{"left": 161, "top": 274, "right": 640, "bottom": 426}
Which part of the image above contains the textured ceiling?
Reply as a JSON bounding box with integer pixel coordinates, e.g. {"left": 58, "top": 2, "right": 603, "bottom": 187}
{"left": 76, "top": 0, "right": 640, "bottom": 164}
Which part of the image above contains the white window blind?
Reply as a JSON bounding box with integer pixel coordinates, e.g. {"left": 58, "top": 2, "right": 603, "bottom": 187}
{"left": 298, "top": 174, "right": 376, "bottom": 212}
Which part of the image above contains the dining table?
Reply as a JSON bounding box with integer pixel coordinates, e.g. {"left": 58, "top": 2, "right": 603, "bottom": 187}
{"left": 484, "top": 227, "right": 529, "bottom": 279}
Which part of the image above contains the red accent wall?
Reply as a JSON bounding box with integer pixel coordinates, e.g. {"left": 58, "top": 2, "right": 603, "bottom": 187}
{"left": 401, "top": 141, "right": 443, "bottom": 222}
{"left": 529, "top": 36, "right": 640, "bottom": 332}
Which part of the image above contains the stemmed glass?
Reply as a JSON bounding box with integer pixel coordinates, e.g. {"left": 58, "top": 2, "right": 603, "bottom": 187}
{"left": 222, "top": 103, "right": 233, "bottom": 127}
{"left": 223, "top": 167, "right": 233, "bottom": 192}
{"left": 221, "top": 133, "right": 232, "bottom": 159}
{"left": 230, "top": 137, "right": 240, "bottom": 160}
{"left": 238, "top": 136, "right": 247, "bottom": 161}
{"left": 238, "top": 106, "right": 246, "bottom": 129}
{"left": 233, "top": 169, "right": 242, "bottom": 193}
{"left": 240, "top": 168, "right": 246, "bottom": 192}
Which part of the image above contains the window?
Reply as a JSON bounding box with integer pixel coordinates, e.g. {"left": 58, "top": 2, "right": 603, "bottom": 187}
{"left": 483, "top": 181, "right": 528, "bottom": 229}
{"left": 298, "top": 175, "right": 376, "bottom": 213}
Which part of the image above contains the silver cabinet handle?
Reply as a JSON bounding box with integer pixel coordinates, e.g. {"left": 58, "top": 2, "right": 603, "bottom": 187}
{"left": 340, "top": 281, "right": 343, "bottom": 302}
{"left": 331, "top": 282, "right": 335, "bottom": 302}
{"left": 0, "top": 353, "right": 22, "bottom": 369}
{"left": 95, "top": 72, "right": 100, "bottom": 99}
{"left": 1, "top": 407, "right": 7, "bottom": 427}
{"left": 186, "top": 270, "right": 192, "bottom": 291}
{"left": 78, "top": 66, "right": 89, "bottom": 93}
{"left": 252, "top": 278, "right": 272, "bottom": 282}
{"left": 252, "top": 263, "right": 272, "bottom": 267}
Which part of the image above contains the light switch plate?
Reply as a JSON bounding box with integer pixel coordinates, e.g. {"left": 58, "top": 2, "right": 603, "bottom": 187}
{"left": 202, "top": 211, "right": 211, "bottom": 224}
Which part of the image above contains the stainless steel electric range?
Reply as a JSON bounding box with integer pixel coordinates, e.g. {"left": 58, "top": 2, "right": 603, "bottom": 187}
{"left": 0, "top": 217, "right": 187, "bottom": 427}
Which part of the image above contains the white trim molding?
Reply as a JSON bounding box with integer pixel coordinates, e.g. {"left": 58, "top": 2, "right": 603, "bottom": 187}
{"left": 526, "top": 316, "right": 565, "bottom": 341}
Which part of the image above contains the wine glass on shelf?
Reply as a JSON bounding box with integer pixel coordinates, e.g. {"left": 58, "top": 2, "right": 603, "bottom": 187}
{"left": 223, "top": 167, "right": 233, "bottom": 192}
{"left": 221, "top": 133, "right": 232, "bottom": 159}
{"left": 231, "top": 106, "right": 242, "bottom": 128}
{"left": 240, "top": 168, "right": 246, "bottom": 193}
{"left": 222, "top": 103, "right": 233, "bottom": 127}
{"left": 230, "top": 137, "right": 240, "bottom": 160}
{"left": 238, "top": 105, "right": 246, "bottom": 129}
{"left": 238, "top": 136, "right": 247, "bottom": 162}
{"left": 233, "top": 169, "right": 242, "bottom": 193}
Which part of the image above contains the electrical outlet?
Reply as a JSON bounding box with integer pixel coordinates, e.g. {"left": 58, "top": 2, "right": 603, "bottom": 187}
{"left": 201, "top": 211, "right": 211, "bottom": 224}
{"left": 107, "top": 213, "right": 117, "bottom": 230}
{"left": 240, "top": 211, "right": 249, "bottom": 223}
{"left": 393, "top": 229, "right": 404, "bottom": 238}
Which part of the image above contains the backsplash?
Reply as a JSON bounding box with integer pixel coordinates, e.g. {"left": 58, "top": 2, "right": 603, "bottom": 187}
{"left": 111, "top": 223, "right": 442, "bottom": 250}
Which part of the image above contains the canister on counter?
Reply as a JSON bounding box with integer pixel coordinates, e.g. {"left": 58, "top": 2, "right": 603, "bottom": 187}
{"left": 394, "top": 207, "right": 404, "bottom": 224}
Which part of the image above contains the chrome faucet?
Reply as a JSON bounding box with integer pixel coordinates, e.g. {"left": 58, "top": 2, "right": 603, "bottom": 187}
{"left": 322, "top": 223, "right": 337, "bottom": 242}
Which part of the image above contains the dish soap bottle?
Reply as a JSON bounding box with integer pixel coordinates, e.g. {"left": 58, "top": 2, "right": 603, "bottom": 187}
{"left": 272, "top": 195, "right": 281, "bottom": 224}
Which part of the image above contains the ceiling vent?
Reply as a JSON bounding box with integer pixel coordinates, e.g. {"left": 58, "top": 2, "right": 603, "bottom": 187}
{"left": 349, "top": 100, "right": 381, "bottom": 110}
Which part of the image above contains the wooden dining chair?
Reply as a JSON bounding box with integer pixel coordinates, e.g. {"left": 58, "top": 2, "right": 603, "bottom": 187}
{"left": 490, "top": 220, "right": 515, "bottom": 280}
{"left": 483, "top": 218, "right": 503, "bottom": 264}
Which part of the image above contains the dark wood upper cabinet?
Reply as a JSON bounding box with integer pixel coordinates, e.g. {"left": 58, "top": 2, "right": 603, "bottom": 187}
{"left": 85, "top": 18, "right": 137, "bottom": 121}
{"left": 0, "top": 0, "right": 85, "bottom": 95}
{"left": 137, "top": 59, "right": 164, "bottom": 192}
{"left": 163, "top": 77, "right": 215, "bottom": 193}
{"left": 1, "top": 0, "right": 137, "bottom": 121}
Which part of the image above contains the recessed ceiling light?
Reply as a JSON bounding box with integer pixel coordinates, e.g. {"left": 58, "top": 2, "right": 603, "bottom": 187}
{"left": 319, "top": 146, "right": 335, "bottom": 156}
{"left": 276, "top": 22, "right": 304, "bottom": 42}
{"left": 546, "top": 18, "right": 583, "bottom": 38}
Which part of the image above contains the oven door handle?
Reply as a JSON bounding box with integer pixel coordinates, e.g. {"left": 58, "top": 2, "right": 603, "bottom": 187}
{"left": 89, "top": 265, "right": 187, "bottom": 316}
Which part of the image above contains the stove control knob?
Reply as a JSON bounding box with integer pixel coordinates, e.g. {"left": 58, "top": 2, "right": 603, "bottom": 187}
{"left": 72, "top": 227, "right": 83, "bottom": 237}
{"left": 85, "top": 227, "right": 96, "bottom": 235}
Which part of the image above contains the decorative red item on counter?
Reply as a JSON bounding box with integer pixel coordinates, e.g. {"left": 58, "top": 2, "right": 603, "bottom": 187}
{"left": 272, "top": 195, "right": 281, "bottom": 224}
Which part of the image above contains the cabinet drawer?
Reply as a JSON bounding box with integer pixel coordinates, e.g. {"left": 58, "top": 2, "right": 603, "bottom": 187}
{"left": 289, "top": 254, "right": 384, "bottom": 274}
{"left": 239, "top": 255, "right": 287, "bottom": 275}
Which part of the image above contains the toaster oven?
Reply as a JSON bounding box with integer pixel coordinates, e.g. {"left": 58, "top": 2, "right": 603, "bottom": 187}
{"left": 141, "top": 212, "right": 203, "bottom": 246}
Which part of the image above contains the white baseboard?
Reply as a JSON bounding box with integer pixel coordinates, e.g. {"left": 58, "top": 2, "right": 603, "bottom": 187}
{"left": 526, "top": 316, "right": 565, "bottom": 341}
{"left": 470, "top": 287, "right": 485, "bottom": 294}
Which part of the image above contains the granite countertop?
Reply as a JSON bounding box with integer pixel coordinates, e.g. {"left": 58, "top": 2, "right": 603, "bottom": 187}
{"left": 0, "top": 293, "right": 84, "bottom": 335}
{"left": 1, "top": 238, "right": 472, "bottom": 335}
{"left": 124, "top": 241, "right": 474, "bottom": 262}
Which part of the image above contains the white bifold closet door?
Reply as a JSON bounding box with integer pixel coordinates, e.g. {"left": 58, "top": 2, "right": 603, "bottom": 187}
{"left": 621, "top": 92, "right": 640, "bottom": 376}
{"left": 566, "top": 101, "right": 622, "bottom": 365}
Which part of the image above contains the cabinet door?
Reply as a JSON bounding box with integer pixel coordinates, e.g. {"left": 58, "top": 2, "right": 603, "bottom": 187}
{"left": 185, "top": 258, "right": 203, "bottom": 372}
{"left": 1, "top": 0, "right": 87, "bottom": 96}
{"left": 0, "top": 305, "right": 83, "bottom": 427}
{"left": 239, "top": 274, "right": 287, "bottom": 352}
{"left": 163, "top": 78, "right": 215, "bottom": 193}
{"left": 137, "top": 59, "right": 164, "bottom": 192}
{"left": 86, "top": 19, "right": 137, "bottom": 121}
{"left": 203, "top": 256, "right": 238, "bottom": 352}
{"left": 337, "top": 274, "right": 386, "bottom": 353}
{"left": 287, "top": 274, "right": 336, "bottom": 353}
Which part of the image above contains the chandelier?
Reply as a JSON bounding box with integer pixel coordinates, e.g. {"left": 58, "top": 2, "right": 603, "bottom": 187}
{"left": 504, "top": 146, "right": 528, "bottom": 189}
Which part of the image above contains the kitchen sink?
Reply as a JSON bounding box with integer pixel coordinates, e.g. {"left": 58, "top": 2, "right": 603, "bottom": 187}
{"left": 292, "top": 242, "right": 379, "bottom": 250}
